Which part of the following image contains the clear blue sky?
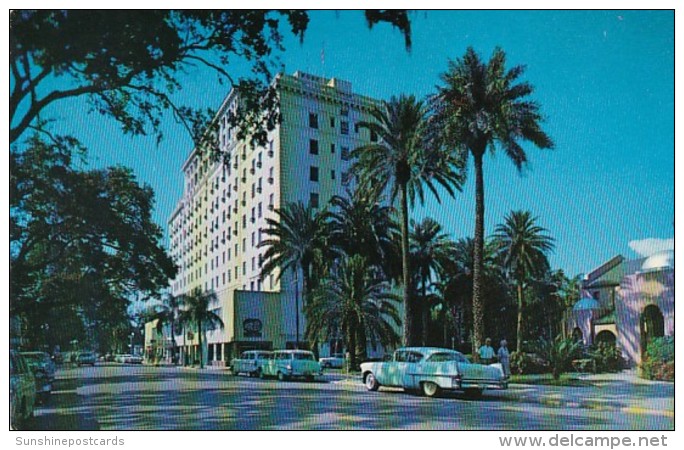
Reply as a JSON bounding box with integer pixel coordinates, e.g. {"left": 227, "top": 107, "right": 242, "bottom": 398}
{"left": 52, "top": 10, "right": 674, "bottom": 277}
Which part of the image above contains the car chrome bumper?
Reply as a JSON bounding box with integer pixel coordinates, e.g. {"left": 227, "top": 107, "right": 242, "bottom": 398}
{"left": 452, "top": 378, "right": 508, "bottom": 390}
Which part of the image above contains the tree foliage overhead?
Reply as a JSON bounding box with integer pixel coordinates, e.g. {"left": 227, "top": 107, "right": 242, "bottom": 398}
{"left": 10, "top": 136, "right": 177, "bottom": 320}
{"left": 10, "top": 10, "right": 412, "bottom": 150}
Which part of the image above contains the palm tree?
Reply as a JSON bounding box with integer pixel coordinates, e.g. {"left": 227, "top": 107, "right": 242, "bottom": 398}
{"left": 178, "top": 288, "right": 224, "bottom": 369}
{"left": 258, "top": 201, "right": 330, "bottom": 347}
{"left": 433, "top": 47, "right": 554, "bottom": 355}
{"left": 409, "top": 217, "right": 456, "bottom": 345}
{"left": 352, "top": 94, "right": 464, "bottom": 346}
{"left": 493, "top": 210, "right": 555, "bottom": 353}
{"left": 306, "top": 255, "right": 401, "bottom": 369}
{"left": 151, "top": 293, "right": 182, "bottom": 364}
{"left": 328, "top": 188, "right": 397, "bottom": 277}
{"left": 442, "top": 237, "right": 509, "bottom": 350}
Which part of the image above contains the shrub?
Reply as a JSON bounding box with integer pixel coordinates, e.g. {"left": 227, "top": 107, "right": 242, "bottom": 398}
{"left": 641, "top": 337, "right": 674, "bottom": 381}
{"left": 588, "top": 342, "right": 624, "bottom": 373}
{"left": 510, "top": 351, "right": 549, "bottom": 375}
{"left": 535, "top": 335, "right": 582, "bottom": 380}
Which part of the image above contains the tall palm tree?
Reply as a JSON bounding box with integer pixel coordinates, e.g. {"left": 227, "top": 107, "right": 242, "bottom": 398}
{"left": 433, "top": 47, "right": 554, "bottom": 355}
{"left": 352, "top": 94, "right": 464, "bottom": 346}
{"left": 409, "top": 217, "right": 456, "bottom": 345}
{"left": 493, "top": 210, "right": 555, "bottom": 353}
{"left": 178, "top": 288, "right": 224, "bottom": 369}
{"left": 328, "top": 188, "right": 397, "bottom": 277}
{"left": 258, "top": 201, "right": 330, "bottom": 347}
{"left": 306, "top": 255, "right": 401, "bottom": 369}
{"left": 151, "top": 293, "right": 182, "bottom": 364}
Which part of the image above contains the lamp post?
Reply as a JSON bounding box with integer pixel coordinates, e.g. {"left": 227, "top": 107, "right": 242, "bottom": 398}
{"left": 129, "top": 332, "right": 135, "bottom": 355}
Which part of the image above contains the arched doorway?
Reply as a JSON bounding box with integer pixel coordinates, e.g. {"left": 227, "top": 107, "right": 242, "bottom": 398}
{"left": 640, "top": 304, "right": 664, "bottom": 357}
{"left": 595, "top": 330, "right": 617, "bottom": 347}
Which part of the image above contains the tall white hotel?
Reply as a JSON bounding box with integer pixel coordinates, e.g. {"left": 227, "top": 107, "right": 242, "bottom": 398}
{"left": 165, "top": 71, "right": 380, "bottom": 366}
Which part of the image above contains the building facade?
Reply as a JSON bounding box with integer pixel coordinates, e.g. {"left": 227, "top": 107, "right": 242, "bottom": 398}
{"left": 163, "top": 71, "right": 381, "bottom": 366}
{"left": 568, "top": 249, "right": 674, "bottom": 366}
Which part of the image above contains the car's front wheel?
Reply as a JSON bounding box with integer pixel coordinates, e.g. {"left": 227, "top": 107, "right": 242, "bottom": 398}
{"left": 364, "top": 372, "right": 380, "bottom": 391}
{"left": 277, "top": 371, "right": 288, "bottom": 382}
{"left": 421, "top": 381, "right": 441, "bottom": 398}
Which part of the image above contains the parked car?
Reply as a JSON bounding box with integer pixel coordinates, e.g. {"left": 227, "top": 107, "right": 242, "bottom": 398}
{"left": 20, "top": 351, "right": 55, "bottom": 402}
{"left": 124, "top": 354, "right": 143, "bottom": 364}
{"left": 230, "top": 350, "right": 272, "bottom": 377}
{"left": 10, "top": 350, "right": 36, "bottom": 429}
{"left": 261, "top": 350, "right": 323, "bottom": 381}
{"left": 319, "top": 353, "right": 346, "bottom": 369}
{"left": 360, "top": 347, "right": 508, "bottom": 398}
{"left": 76, "top": 351, "right": 97, "bottom": 366}
{"left": 114, "top": 354, "right": 127, "bottom": 363}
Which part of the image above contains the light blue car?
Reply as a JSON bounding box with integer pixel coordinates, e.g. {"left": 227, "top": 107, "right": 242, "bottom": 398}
{"left": 360, "top": 347, "right": 508, "bottom": 398}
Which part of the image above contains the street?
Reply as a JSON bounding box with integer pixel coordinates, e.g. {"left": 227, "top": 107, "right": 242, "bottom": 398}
{"left": 28, "top": 364, "right": 674, "bottom": 431}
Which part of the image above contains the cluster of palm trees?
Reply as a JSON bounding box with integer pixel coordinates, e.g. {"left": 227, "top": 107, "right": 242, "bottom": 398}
{"left": 152, "top": 46, "right": 561, "bottom": 366}
{"left": 259, "top": 46, "right": 556, "bottom": 358}
{"left": 148, "top": 288, "right": 224, "bottom": 369}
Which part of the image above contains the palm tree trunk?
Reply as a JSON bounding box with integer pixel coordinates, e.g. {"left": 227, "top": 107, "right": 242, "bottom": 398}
{"left": 517, "top": 282, "right": 524, "bottom": 353}
{"left": 472, "top": 152, "right": 485, "bottom": 360}
{"left": 400, "top": 183, "right": 413, "bottom": 346}
{"left": 198, "top": 319, "right": 203, "bottom": 369}
{"left": 421, "top": 276, "right": 428, "bottom": 346}
{"left": 293, "top": 268, "right": 300, "bottom": 349}
{"left": 347, "top": 325, "right": 357, "bottom": 371}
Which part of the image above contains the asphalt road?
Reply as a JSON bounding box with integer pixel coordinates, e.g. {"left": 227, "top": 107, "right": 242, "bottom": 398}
{"left": 27, "top": 363, "right": 674, "bottom": 431}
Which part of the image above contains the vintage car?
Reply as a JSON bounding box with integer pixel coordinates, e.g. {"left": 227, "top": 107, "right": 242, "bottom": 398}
{"left": 261, "top": 350, "right": 323, "bottom": 381}
{"left": 360, "top": 347, "right": 508, "bottom": 398}
{"left": 76, "top": 351, "right": 97, "bottom": 366}
{"left": 21, "top": 351, "right": 55, "bottom": 402}
{"left": 319, "top": 353, "right": 346, "bottom": 369}
{"left": 230, "top": 350, "right": 273, "bottom": 377}
{"left": 10, "top": 350, "right": 37, "bottom": 429}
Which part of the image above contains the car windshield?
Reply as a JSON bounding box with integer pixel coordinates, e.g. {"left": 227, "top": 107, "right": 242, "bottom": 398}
{"left": 426, "top": 352, "right": 469, "bottom": 363}
{"left": 293, "top": 353, "right": 314, "bottom": 361}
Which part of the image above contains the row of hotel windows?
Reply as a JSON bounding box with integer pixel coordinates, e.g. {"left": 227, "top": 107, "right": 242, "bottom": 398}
{"left": 173, "top": 269, "right": 276, "bottom": 294}
{"left": 308, "top": 112, "right": 377, "bottom": 142}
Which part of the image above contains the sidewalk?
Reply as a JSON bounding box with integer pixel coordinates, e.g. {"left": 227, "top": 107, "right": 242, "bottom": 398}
{"left": 507, "top": 369, "right": 674, "bottom": 416}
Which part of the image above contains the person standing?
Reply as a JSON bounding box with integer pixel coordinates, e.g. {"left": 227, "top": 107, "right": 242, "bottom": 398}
{"left": 497, "top": 339, "right": 511, "bottom": 377}
{"left": 478, "top": 338, "right": 495, "bottom": 364}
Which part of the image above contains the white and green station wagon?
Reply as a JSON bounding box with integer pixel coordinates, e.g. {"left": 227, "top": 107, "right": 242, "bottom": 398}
{"left": 230, "top": 350, "right": 272, "bottom": 377}
{"left": 360, "top": 347, "right": 508, "bottom": 398}
{"left": 260, "top": 350, "right": 323, "bottom": 381}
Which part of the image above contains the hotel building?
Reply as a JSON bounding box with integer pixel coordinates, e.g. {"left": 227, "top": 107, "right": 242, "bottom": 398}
{"left": 160, "top": 71, "right": 381, "bottom": 365}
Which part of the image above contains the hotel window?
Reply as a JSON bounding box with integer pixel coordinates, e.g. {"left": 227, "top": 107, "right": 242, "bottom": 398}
{"left": 310, "top": 166, "right": 319, "bottom": 182}
{"left": 243, "top": 262, "right": 246, "bottom": 275}
{"left": 354, "top": 122, "right": 360, "bottom": 133}
{"left": 341, "top": 147, "right": 350, "bottom": 161}
{"left": 331, "top": 170, "right": 336, "bottom": 180}
{"left": 251, "top": 232, "right": 255, "bottom": 247}
{"left": 309, "top": 112, "right": 318, "bottom": 129}
{"left": 310, "top": 192, "right": 319, "bottom": 208}
{"left": 250, "top": 281, "right": 254, "bottom": 290}
{"left": 340, "top": 121, "right": 349, "bottom": 135}
{"left": 331, "top": 143, "right": 336, "bottom": 154}
{"left": 252, "top": 257, "right": 255, "bottom": 271}
{"left": 330, "top": 116, "right": 336, "bottom": 128}
{"left": 258, "top": 203, "right": 262, "bottom": 218}
{"left": 309, "top": 139, "right": 319, "bottom": 155}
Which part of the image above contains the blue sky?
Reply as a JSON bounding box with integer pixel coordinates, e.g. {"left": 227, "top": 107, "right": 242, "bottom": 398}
{"left": 44, "top": 10, "right": 674, "bottom": 276}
